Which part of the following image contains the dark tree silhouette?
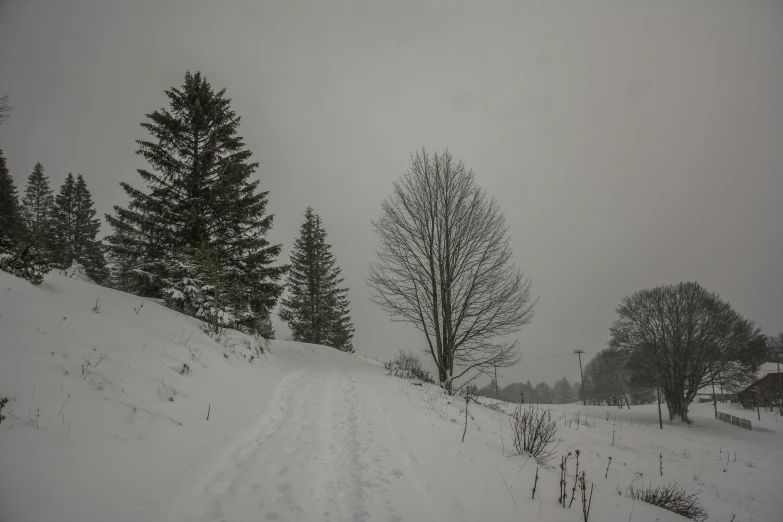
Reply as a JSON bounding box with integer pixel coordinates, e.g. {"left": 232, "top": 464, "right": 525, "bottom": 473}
{"left": 609, "top": 281, "right": 761, "bottom": 422}
{"left": 105, "top": 71, "right": 286, "bottom": 334}
{"left": 279, "top": 207, "right": 354, "bottom": 352}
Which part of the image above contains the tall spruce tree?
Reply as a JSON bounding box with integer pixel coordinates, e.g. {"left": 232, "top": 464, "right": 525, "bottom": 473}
{"left": 50, "top": 173, "right": 75, "bottom": 267}
{"left": 0, "top": 150, "right": 25, "bottom": 252}
{"left": 50, "top": 174, "right": 107, "bottom": 282}
{"left": 21, "top": 162, "right": 54, "bottom": 243}
{"left": 279, "top": 207, "right": 354, "bottom": 352}
{"left": 105, "top": 71, "right": 286, "bottom": 333}
{"left": 73, "top": 175, "right": 108, "bottom": 282}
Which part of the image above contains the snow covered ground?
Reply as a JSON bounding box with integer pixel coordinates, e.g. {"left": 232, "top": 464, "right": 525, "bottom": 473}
{"left": 1, "top": 271, "right": 781, "bottom": 522}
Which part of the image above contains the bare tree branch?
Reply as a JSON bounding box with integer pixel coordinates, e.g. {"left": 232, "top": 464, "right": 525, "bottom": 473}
{"left": 0, "top": 95, "right": 11, "bottom": 126}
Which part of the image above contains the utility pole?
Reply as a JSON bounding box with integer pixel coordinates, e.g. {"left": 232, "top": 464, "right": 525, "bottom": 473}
{"left": 754, "top": 388, "right": 761, "bottom": 421}
{"left": 494, "top": 364, "right": 499, "bottom": 400}
{"left": 574, "top": 350, "right": 586, "bottom": 405}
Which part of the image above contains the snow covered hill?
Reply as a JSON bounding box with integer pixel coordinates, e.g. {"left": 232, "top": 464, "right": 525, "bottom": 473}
{"left": 1, "top": 271, "right": 781, "bottom": 522}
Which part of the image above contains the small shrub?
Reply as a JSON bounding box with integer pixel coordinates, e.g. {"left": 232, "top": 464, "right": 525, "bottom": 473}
{"left": 383, "top": 349, "right": 434, "bottom": 384}
{"left": 0, "top": 236, "right": 50, "bottom": 285}
{"left": 509, "top": 403, "right": 558, "bottom": 464}
{"left": 579, "top": 471, "right": 593, "bottom": 521}
{"left": 157, "top": 379, "right": 177, "bottom": 402}
{"left": 628, "top": 483, "right": 707, "bottom": 522}
{"left": 180, "top": 363, "right": 191, "bottom": 375}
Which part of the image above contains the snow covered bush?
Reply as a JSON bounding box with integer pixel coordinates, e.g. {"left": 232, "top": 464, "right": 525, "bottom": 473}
{"left": 61, "top": 262, "right": 93, "bottom": 282}
{"left": 162, "top": 254, "right": 249, "bottom": 336}
{"left": 509, "top": 403, "right": 559, "bottom": 464}
{"left": 628, "top": 483, "right": 707, "bottom": 521}
{"left": 384, "top": 349, "right": 434, "bottom": 384}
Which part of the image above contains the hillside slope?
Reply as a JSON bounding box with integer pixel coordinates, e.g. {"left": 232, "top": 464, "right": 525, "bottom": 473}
{"left": 1, "top": 271, "right": 780, "bottom": 521}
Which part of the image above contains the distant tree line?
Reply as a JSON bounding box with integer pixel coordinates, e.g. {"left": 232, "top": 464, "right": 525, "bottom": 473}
{"left": 1, "top": 156, "right": 106, "bottom": 284}
{"left": 469, "top": 376, "right": 581, "bottom": 405}
{"left": 0, "top": 75, "right": 355, "bottom": 351}
{"left": 0, "top": 96, "right": 108, "bottom": 284}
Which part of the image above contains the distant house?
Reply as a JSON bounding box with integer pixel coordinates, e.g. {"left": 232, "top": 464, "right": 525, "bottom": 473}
{"left": 696, "top": 385, "right": 736, "bottom": 403}
{"left": 758, "top": 361, "right": 782, "bottom": 377}
{"left": 737, "top": 363, "right": 782, "bottom": 409}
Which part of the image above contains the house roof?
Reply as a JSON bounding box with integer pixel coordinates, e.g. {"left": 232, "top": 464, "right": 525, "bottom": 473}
{"left": 693, "top": 365, "right": 780, "bottom": 395}
{"left": 697, "top": 386, "right": 734, "bottom": 396}
{"left": 738, "top": 370, "right": 782, "bottom": 395}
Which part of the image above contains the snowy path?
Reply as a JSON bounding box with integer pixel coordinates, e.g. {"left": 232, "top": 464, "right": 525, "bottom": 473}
{"left": 170, "top": 362, "right": 436, "bottom": 522}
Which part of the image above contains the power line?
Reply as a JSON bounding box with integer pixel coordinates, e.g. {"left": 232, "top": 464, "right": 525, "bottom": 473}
{"left": 526, "top": 352, "right": 573, "bottom": 363}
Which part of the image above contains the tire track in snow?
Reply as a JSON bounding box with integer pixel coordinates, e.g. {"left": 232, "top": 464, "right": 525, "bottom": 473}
{"left": 223, "top": 370, "right": 368, "bottom": 521}
{"left": 170, "top": 367, "right": 434, "bottom": 522}
{"left": 380, "top": 407, "right": 445, "bottom": 521}
{"left": 326, "top": 373, "right": 366, "bottom": 521}
{"left": 168, "top": 370, "right": 306, "bottom": 522}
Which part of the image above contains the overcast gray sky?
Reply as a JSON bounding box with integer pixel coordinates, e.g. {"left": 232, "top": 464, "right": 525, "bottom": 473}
{"left": 1, "top": 1, "right": 781, "bottom": 387}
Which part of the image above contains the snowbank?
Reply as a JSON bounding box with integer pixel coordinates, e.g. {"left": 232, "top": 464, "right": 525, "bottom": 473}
{"left": 1, "top": 270, "right": 781, "bottom": 521}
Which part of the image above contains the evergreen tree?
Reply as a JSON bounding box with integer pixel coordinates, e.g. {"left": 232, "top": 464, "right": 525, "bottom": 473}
{"left": 21, "top": 162, "right": 54, "bottom": 246}
{"left": 70, "top": 174, "right": 106, "bottom": 282}
{"left": 0, "top": 150, "right": 25, "bottom": 252}
{"left": 255, "top": 310, "right": 275, "bottom": 340}
{"left": 105, "top": 241, "right": 134, "bottom": 291}
{"left": 534, "top": 382, "right": 552, "bottom": 404}
{"left": 279, "top": 207, "right": 354, "bottom": 352}
{"left": 50, "top": 173, "right": 75, "bottom": 267}
{"left": 3, "top": 160, "right": 52, "bottom": 284}
{"left": 50, "top": 174, "right": 107, "bottom": 282}
{"left": 552, "top": 377, "right": 574, "bottom": 404}
{"left": 105, "top": 71, "right": 286, "bottom": 333}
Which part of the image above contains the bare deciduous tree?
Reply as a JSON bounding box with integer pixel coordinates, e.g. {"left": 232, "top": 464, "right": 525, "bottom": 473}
{"left": 768, "top": 332, "right": 783, "bottom": 360}
{"left": 0, "top": 95, "right": 11, "bottom": 126}
{"left": 368, "top": 149, "right": 537, "bottom": 393}
{"left": 609, "top": 281, "right": 761, "bottom": 422}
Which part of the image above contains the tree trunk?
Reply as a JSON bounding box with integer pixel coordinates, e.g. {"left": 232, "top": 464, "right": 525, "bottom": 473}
{"left": 663, "top": 385, "right": 691, "bottom": 422}
{"left": 437, "top": 366, "right": 448, "bottom": 392}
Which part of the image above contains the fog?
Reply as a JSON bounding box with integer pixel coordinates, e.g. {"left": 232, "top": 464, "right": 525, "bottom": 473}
{"left": 1, "top": 0, "right": 781, "bottom": 386}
